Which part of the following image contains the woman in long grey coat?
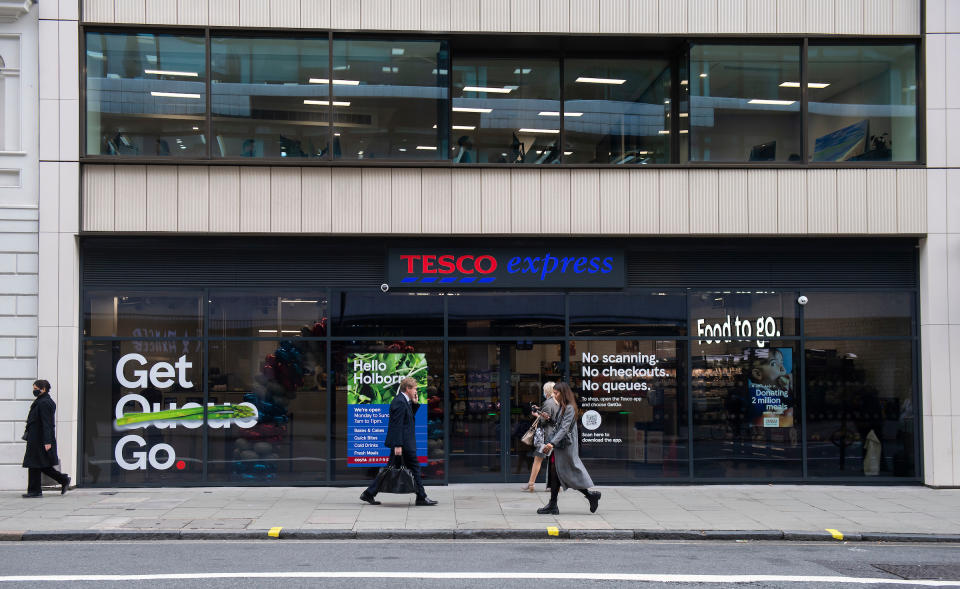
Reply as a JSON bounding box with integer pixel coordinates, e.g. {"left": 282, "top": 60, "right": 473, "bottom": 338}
{"left": 536, "top": 382, "right": 601, "bottom": 515}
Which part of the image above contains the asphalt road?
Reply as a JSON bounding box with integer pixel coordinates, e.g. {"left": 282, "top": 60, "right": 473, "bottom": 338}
{"left": 1, "top": 540, "right": 960, "bottom": 588}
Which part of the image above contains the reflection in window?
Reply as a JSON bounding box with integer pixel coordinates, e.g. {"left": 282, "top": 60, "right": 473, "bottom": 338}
{"left": 85, "top": 32, "right": 206, "bottom": 156}
{"left": 808, "top": 45, "right": 917, "bottom": 162}
{"left": 563, "top": 59, "right": 671, "bottom": 164}
{"left": 688, "top": 291, "right": 795, "bottom": 338}
{"left": 806, "top": 341, "right": 915, "bottom": 477}
{"left": 687, "top": 45, "right": 801, "bottom": 162}
{"left": 211, "top": 36, "right": 329, "bottom": 158}
{"left": 82, "top": 340, "right": 204, "bottom": 485}
{"left": 332, "top": 39, "right": 449, "bottom": 160}
{"left": 208, "top": 293, "right": 328, "bottom": 338}
{"left": 570, "top": 340, "right": 687, "bottom": 481}
{"left": 692, "top": 341, "right": 801, "bottom": 478}
{"left": 569, "top": 291, "right": 686, "bottom": 336}
{"left": 803, "top": 292, "right": 914, "bottom": 337}
{"left": 451, "top": 58, "right": 560, "bottom": 164}
{"left": 207, "top": 340, "right": 327, "bottom": 482}
{"left": 84, "top": 292, "right": 203, "bottom": 337}
{"left": 447, "top": 293, "right": 564, "bottom": 337}
{"left": 332, "top": 292, "right": 443, "bottom": 337}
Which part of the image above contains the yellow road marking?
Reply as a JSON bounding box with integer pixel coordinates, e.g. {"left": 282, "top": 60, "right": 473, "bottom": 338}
{"left": 268, "top": 527, "right": 282, "bottom": 538}
{"left": 547, "top": 526, "right": 559, "bottom": 536}
{"left": 825, "top": 528, "right": 843, "bottom": 540}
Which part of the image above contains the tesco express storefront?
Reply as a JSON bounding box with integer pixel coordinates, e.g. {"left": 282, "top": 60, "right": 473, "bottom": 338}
{"left": 78, "top": 236, "right": 921, "bottom": 487}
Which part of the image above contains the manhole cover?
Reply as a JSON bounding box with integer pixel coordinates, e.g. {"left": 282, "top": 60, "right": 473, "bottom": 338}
{"left": 873, "top": 564, "right": 960, "bottom": 580}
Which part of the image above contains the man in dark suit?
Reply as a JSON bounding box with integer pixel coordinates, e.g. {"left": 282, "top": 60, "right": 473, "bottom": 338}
{"left": 360, "top": 377, "right": 437, "bottom": 506}
{"left": 22, "top": 380, "right": 70, "bottom": 498}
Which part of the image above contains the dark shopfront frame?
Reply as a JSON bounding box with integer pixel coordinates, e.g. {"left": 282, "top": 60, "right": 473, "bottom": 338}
{"left": 77, "top": 236, "right": 923, "bottom": 487}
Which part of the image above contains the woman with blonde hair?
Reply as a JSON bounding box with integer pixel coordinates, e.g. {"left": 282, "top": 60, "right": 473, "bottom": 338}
{"left": 536, "top": 382, "right": 601, "bottom": 514}
{"left": 523, "top": 381, "right": 559, "bottom": 492}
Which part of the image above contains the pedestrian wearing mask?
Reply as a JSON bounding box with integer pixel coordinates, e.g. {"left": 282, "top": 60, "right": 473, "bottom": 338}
{"left": 537, "top": 382, "right": 600, "bottom": 515}
{"left": 22, "top": 380, "right": 70, "bottom": 498}
{"left": 523, "top": 381, "right": 559, "bottom": 492}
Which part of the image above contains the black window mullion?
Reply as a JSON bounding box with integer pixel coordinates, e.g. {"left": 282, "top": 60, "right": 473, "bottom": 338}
{"left": 201, "top": 286, "right": 209, "bottom": 482}
{"left": 327, "top": 30, "right": 334, "bottom": 161}
{"left": 800, "top": 38, "right": 808, "bottom": 163}
{"left": 559, "top": 53, "right": 565, "bottom": 164}
{"left": 799, "top": 292, "right": 807, "bottom": 479}
{"left": 205, "top": 28, "right": 212, "bottom": 160}
{"left": 326, "top": 287, "right": 333, "bottom": 482}
{"left": 671, "top": 50, "right": 680, "bottom": 164}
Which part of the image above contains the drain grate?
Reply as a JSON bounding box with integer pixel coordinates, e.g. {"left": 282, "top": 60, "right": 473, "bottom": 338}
{"left": 873, "top": 564, "right": 960, "bottom": 580}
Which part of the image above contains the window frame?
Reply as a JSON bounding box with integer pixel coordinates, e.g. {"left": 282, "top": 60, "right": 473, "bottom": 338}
{"left": 78, "top": 25, "right": 925, "bottom": 169}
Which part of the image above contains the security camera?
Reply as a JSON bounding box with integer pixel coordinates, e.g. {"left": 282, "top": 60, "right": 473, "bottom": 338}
{"left": 797, "top": 295, "right": 808, "bottom": 306}
{"left": 380, "top": 283, "right": 390, "bottom": 293}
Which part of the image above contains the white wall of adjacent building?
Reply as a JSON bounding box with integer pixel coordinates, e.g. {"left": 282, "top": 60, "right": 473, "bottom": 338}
{"left": 0, "top": 0, "right": 39, "bottom": 490}
{"left": 4, "top": 0, "right": 952, "bottom": 489}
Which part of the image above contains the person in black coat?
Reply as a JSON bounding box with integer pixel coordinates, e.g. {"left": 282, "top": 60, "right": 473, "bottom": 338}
{"left": 360, "top": 376, "right": 437, "bottom": 506}
{"left": 21, "top": 380, "right": 70, "bottom": 498}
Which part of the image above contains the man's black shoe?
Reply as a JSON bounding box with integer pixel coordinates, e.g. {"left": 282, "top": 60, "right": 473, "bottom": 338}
{"left": 61, "top": 475, "right": 71, "bottom": 495}
{"left": 359, "top": 491, "right": 381, "bottom": 505}
{"left": 415, "top": 497, "right": 438, "bottom": 506}
{"left": 21, "top": 493, "right": 41, "bottom": 498}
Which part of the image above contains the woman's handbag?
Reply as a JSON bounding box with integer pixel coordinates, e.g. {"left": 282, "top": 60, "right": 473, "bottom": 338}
{"left": 373, "top": 455, "right": 418, "bottom": 494}
{"left": 520, "top": 416, "right": 541, "bottom": 447}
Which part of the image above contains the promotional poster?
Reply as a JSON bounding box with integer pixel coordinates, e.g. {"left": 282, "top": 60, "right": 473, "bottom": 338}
{"left": 745, "top": 347, "right": 794, "bottom": 428}
{"left": 346, "top": 353, "right": 428, "bottom": 466}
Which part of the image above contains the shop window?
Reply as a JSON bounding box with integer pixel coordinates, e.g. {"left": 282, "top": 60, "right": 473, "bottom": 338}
{"left": 208, "top": 292, "right": 328, "bottom": 338}
{"left": 331, "top": 291, "right": 442, "bottom": 337}
{"left": 569, "top": 291, "right": 686, "bottom": 336}
{"left": 83, "top": 292, "right": 203, "bottom": 338}
{"left": 688, "top": 291, "right": 796, "bottom": 340}
{"left": 805, "top": 340, "right": 915, "bottom": 477}
{"left": 447, "top": 293, "right": 564, "bottom": 337}
{"left": 450, "top": 57, "right": 560, "bottom": 164}
{"left": 808, "top": 44, "right": 918, "bottom": 162}
{"left": 82, "top": 340, "right": 204, "bottom": 485}
{"left": 85, "top": 32, "right": 207, "bottom": 157}
{"left": 207, "top": 340, "right": 327, "bottom": 482}
{"left": 570, "top": 340, "right": 687, "bottom": 482}
{"left": 330, "top": 341, "right": 444, "bottom": 481}
{"left": 686, "top": 44, "right": 802, "bottom": 162}
{"left": 691, "top": 341, "right": 801, "bottom": 478}
{"left": 332, "top": 38, "right": 449, "bottom": 161}
{"left": 211, "top": 36, "right": 330, "bottom": 158}
{"left": 803, "top": 292, "right": 914, "bottom": 337}
{"left": 563, "top": 58, "right": 671, "bottom": 164}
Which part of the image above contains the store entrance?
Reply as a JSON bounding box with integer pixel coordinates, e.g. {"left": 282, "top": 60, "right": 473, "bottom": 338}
{"left": 447, "top": 342, "right": 564, "bottom": 483}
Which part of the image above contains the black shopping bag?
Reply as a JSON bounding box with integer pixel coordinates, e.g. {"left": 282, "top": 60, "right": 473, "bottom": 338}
{"left": 374, "top": 456, "right": 417, "bottom": 494}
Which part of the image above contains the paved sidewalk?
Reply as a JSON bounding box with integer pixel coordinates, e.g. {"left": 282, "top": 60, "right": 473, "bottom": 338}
{"left": 0, "top": 484, "right": 958, "bottom": 540}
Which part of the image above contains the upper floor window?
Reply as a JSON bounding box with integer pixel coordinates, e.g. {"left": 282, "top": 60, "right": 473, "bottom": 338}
{"left": 82, "top": 32, "right": 921, "bottom": 165}
{"left": 86, "top": 32, "right": 206, "bottom": 157}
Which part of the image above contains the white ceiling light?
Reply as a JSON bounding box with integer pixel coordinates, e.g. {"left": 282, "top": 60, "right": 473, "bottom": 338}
{"left": 679, "top": 113, "right": 688, "bottom": 118}
{"left": 463, "top": 86, "right": 513, "bottom": 93}
{"left": 518, "top": 128, "right": 559, "bottom": 134}
{"left": 575, "top": 76, "right": 626, "bottom": 85}
{"left": 657, "top": 130, "right": 670, "bottom": 135}
{"left": 680, "top": 80, "right": 689, "bottom": 85}
{"left": 748, "top": 99, "right": 796, "bottom": 105}
{"left": 779, "top": 81, "right": 831, "bottom": 89}
{"left": 309, "top": 78, "right": 361, "bottom": 85}
{"left": 392, "top": 48, "right": 405, "bottom": 55}
{"left": 452, "top": 125, "right": 477, "bottom": 130}
{"left": 150, "top": 91, "right": 201, "bottom": 99}
{"left": 563, "top": 151, "right": 573, "bottom": 155}
{"left": 303, "top": 99, "right": 351, "bottom": 106}
{"left": 453, "top": 107, "right": 493, "bottom": 113}
{"left": 416, "top": 145, "right": 437, "bottom": 150}
{"left": 699, "top": 73, "right": 708, "bottom": 78}
{"left": 538, "top": 111, "right": 583, "bottom": 117}
{"left": 145, "top": 69, "right": 199, "bottom": 77}
{"left": 513, "top": 68, "right": 531, "bottom": 74}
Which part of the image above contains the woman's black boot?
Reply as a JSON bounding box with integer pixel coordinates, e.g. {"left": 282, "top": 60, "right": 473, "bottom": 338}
{"left": 587, "top": 490, "right": 601, "bottom": 513}
{"left": 537, "top": 501, "right": 559, "bottom": 515}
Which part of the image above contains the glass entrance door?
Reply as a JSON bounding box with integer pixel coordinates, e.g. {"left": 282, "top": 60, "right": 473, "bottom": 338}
{"left": 448, "top": 342, "right": 563, "bottom": 482}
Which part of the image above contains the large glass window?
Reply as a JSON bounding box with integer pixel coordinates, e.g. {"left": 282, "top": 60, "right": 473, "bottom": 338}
{"left": 692, "top": 341, "right": 802, "bottom": 478}
{"left": 332, "top": 39, "right": 449, "bottom": 160}
{"left": 563, "top": 58, "right": 671, "bottom": 164}
{"left": 570, "top": 340, "right": 688, "bottom": 481}
{"left": 85, "top": 32, "right": 206, "bottom": 157}
{"left": 208, "top": 292, "right": 329, "bottom": 338}
{"left": 207, "top": 340, "right": 327, "bottom": 482}
{"left": 84, "top": 292, "right": 203, "bottom": 338}
{"left": 332, "top": 292, "right": 443, "bottom": 337}
{"left": 451, "top": 58, "right": 561, "bottom": 164}
{"left": 803, "top": 292, "right": 914, "bottom": 337}
{"left": 447, "top": 293, "right": 564, "bottom": 337}
{"left": 808, "top": 44, "right": 918, "bottom": 162}
{"left": 569, "top": 291, "right": 686, "bottom": 336}
{"left": 687, "top": 44, "right": 802, "bottom": 162}
{"left": 805, "top": 340, "right": 915, "bottom": 477}
{"left": 211, "top": 36, "right": 329, "bottom": 158}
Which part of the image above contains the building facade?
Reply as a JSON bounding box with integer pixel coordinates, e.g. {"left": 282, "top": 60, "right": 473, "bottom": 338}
{"left": 0, "top": 0, "right": 956, "bottom": 490}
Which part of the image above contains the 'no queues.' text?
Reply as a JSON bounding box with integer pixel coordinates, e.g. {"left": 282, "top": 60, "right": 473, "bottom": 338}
{"left": 387, "top": 248, "right": 624, "bottom": 288}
